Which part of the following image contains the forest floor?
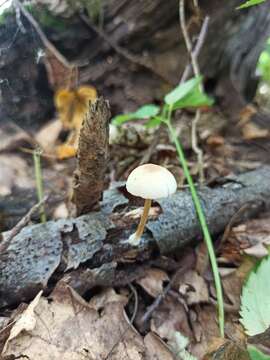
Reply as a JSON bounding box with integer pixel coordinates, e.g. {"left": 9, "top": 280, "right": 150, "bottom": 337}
{"left": 1, "top": 80, "right": 270, "bottom": 359}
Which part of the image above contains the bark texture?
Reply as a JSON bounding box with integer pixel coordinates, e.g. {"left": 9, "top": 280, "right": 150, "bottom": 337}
{"left": 1, "top": 166, "right": 270, "bottom": 308}
{"left": 72, "top": 98, "right": 110, "bottom": 215}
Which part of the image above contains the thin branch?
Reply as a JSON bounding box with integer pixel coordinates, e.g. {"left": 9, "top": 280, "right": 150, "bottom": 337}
{"left": 179, "top": 0, "right": 205, "bottom": 183}
{"left": 139, "top": 259, "right": 194, "bottom": 324}
{"left": 13, "top": 0, "right": 26, "bottom": 33}
{"left": 0, "top": 195, "right": 49, "bottom": 253}
{"left": 179, "top": 0, "right": 200, "bottom": 82}
{"left": 12, "top": 0, "right": 72, "bottom": 69}
{"left": 180, "top": 16, "right": 210, "bottom": 84}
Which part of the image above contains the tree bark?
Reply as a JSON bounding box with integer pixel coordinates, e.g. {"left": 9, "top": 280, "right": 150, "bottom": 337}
{"left": 1, "top": 166, "right": 270, "bottom": 308}
{"left": 72, "top": 98, "right": 110, "bottom": 215}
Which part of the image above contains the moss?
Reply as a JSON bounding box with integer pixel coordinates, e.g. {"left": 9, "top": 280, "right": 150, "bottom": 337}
{"left": 32, "top": 7, "right": 68, "bottom": 32}
{"left": 0, "top": 8, "right": 13, "bottom": 25}
{"left": 85, "top": 0, "right": 103, "bottom": 22}
{"left": 0, "top": 4, "right": 67, "bottom": 31}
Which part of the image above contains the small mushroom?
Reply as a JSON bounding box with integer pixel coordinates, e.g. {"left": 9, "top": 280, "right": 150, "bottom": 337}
{"left": 126, "top": 163, "right": 177, "bottom": 245}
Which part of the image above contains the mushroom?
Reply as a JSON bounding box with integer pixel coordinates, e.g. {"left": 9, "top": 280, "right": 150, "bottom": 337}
{"left": 126, "top": 163, "right": 177, "bottom": 245}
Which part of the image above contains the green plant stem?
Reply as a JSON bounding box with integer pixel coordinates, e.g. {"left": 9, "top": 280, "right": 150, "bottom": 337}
{"left": 166, "top": 117, "right": 224, "bottom": 338}
{"left": 33, "top": 149, "right": 46, "bottom": 223}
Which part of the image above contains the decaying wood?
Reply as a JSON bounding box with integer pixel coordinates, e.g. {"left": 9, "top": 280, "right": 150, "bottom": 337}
{"left": 72, "top": 98, "right": 110, "bottom": 215}
{"left": 0, "top": 195, "right": 49, "bottom": 253}
{"left": 1, "top": 166, "right": 270, "bottom": 308}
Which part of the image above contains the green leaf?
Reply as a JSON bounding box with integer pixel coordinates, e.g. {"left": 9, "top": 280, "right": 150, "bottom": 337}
{"left": 172, "top": 87, "right": 214, "bottom": 110}
{"left": 237, "top": 0, "right": 266, "bottom": 9}
{"left": 111, "top": 113, "right": 136, "bottom": 125}
{"left": 111, "top": 104, "right": 160, "bottom": 126}
{"left": 240, "top": 256, "right": 270, "bottom": 336}
{"left": 164, "top": 76, "right": 202, "bottom": 105}
{"left": 248, "top": 345, "right": 270, "bottom": 360}
{"left": 144, "top": 116, "right": 163, "bottom": 128}
{"left": 135, "top": 104, "right": 160, "bottom": 118}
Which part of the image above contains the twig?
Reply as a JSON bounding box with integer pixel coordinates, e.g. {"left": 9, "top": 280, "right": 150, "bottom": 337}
{"left": 179, "top": 0, "right": 205, "bottom": 183}
{"left": 13, "top": 0, "right": 26, "bottom": 34}
{"left": 180, "top": 16, "right": 210, "bottom": 84}
{"left": 191, "top": 109, "right": 204, "bottom": 181}
{"left": 0, "top": 195, "right": 49, "bottom": 253}
{"left": 104, "top": 283, "right": 139, "bottom": 360}
{"left": 140, "top": 127, "right": 163, "bottom": 165}
{"left": 219, "top": 201, "right": 260, "bottom": 248}
{"left": 12, "top": 0, "right": 72, "bottom": 69}
{"left": 33, "top": 149, "right": 47, "bottom": 223}
{"left": 79, "top": 13, "right": 173, "bottom": 85}
{"left": 139, "top": 261, "right": 193, "bottom": 324}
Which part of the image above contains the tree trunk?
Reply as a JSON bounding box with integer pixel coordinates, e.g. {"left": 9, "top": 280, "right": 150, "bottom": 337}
{"left": 1, "top": 0, "right": 270, "bottom": 130}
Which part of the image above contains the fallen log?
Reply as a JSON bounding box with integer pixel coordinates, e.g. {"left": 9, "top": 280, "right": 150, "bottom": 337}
{"left": 1, "top": 166, "right": 270, "bottom": 308}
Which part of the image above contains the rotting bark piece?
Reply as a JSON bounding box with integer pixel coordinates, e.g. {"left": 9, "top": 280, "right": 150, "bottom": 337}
{"left": 72, "top": 97, "right": 110, "bottom": 215}
{"left": 2, "top": 167, "right": 270, "bottom": 308}
{"left": 0, "top": 221, "right": 63, "bottom": 308}
{"left": 147, "top": 167, "right": 270, "bottom": 253}
{"left": 0, "top": 213, "right": 113, "bottom": 308}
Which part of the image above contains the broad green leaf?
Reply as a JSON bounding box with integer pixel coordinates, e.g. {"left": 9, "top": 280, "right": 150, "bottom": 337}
{"left": 134, "top": 104, "right": 160, "bottom": 118}
{"left": 237, "top": 0, "right": 266, "bottom": 9}
{"left": 112, "top": 113, "right": 136, "bottom": 125}
{"left": 172, "top": 87, "right": 214, "bottom": 110}
{"left": 164, "top": 76, "right": 202, "bottom": 105}
{"left": 112, "top": 104, "right": 160, "bottom": 126}
{"left": 144, "top": 116, "right": 163, "bottom": 128}
{"left": 248, "top": 345, "right": 270, "bottom": 360}
{"left": 240, "top": 256, "right": 270, "bottom": 336}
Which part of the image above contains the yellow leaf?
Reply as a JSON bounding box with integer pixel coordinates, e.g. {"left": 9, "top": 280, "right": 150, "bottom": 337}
{"left": 54, "top": 85, "right": 97, "bottom": 159}
{"left": 54, "top": 85, "right": 97, "bottom": 130}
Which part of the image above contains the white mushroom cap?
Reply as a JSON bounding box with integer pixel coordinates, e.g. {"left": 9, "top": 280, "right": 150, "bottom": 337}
{"left": 126, "top": 163, "right": 177, "bottom": 200}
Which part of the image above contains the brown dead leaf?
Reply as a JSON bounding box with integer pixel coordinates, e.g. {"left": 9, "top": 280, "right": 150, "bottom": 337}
{"left": 232, "top": 218, "right": 270, "bottom": 258}
{"left": 179, "top": 270, "right": 209, "bottom": 305}
{"left": 3, "top": 291, "right": 43, "bottom": 353}
{"left": 203, "top": 339, "right": 249, "bottom": 360}
{"left": 0, "top": 155, "right": 34, "bottom": 195}
{"left": 150, "top": 296, "right": 193, "bottom": 342}
{"left": 35, "top": 119, "right": 63, "bottom": 152}
{"left": 206, "top": 135, "right": 225, "bottom": 147}
{"left": 2, "top": 284, "right": 174, "bottom": 360}
{"left": 136, "top": 268, "right": 169, "bottom": 298}
{"left": 241, "top": 122, "right": 269, "bottom": 140}
{"left": 144, "top": 332, "right": 174, "bottom": 360}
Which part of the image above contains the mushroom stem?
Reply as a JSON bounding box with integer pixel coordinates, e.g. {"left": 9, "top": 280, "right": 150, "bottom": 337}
{"left": 134, "top": 199, "right": 152, "bottom": 240}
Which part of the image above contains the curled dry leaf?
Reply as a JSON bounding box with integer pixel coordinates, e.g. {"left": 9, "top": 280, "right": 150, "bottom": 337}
{"left": 150, "top": 296, "right": 193, "bottom": 343}
{"left": 3, "top": 291, "right": 43, "bottom": 353}
{"left": 179, "top": 270, "right": 209, "bottom": 305}
{"left": 1, "top": 284, "right": 174, "bottom": 360}
{"left": 232, "top": 218, "right": 270, "bottom": 258}
{"left": 136, "top": 268, "right": 169, "bottom": 298}
{"left": 35, "top": 119, "right": 63, "bottom": 152}
{"left": 144, "top": 332, "right": 174, "bottom": 360}
{"left": 241, "top": 122, "right": 269, "bottom": 140}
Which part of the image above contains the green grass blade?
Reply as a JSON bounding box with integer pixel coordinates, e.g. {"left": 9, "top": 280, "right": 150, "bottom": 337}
{"left": 166, "top": 120, "right": 224, "bottom": 337}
